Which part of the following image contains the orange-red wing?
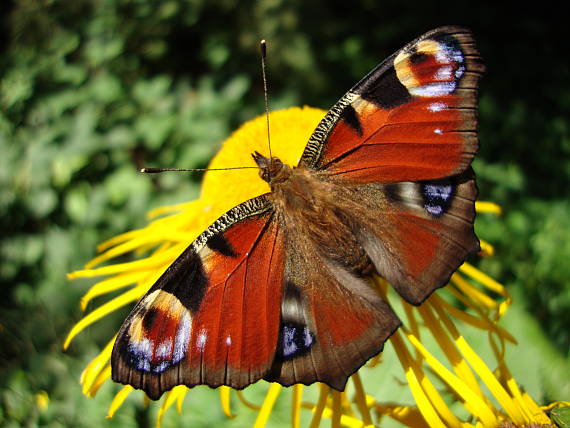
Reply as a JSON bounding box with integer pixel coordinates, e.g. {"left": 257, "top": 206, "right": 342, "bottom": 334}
{"left": 111, "top": 195, "right": 286, "bottom": 399}
{"left": 300, "top": 26, "right": 484, "bottom": 183}
{"left": 264, "top": 245, "right": 401, "bottom": 391}
{"left": 351, "top": 171, "right": 480, "bottom": 305}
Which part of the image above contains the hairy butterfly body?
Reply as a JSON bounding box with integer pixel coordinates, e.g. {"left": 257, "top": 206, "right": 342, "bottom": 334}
{"left": 112, "top": 26, "right": 484, "bottom": 399}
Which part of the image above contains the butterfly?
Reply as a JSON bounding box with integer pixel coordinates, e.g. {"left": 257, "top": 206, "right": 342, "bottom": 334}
{"left": 111, "top": 26, "right": 484, "bottom": 400}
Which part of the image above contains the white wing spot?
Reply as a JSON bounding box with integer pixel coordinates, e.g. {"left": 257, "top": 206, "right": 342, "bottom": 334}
{"left": 155, "top": 338, "right": 173, "bottom": 358}
{"left": 196, "top": 329, "right": 208, "bottom": 352}
{"left": 173, "top": 313, "right": 192, "bottom": 363}
{"left": 410, "top": 81, "right": 457, "bottom": 97}
{"left": 435, "top": 65, "right": 453, "bottom": 81}
{"left": 428, "top": 102, "right": 447, "bottom": 112}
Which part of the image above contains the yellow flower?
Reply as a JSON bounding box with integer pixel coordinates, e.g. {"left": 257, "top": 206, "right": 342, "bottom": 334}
{"left": 35, "top": 390, "right": 50, "bottom": 412}
{"left": 65, "top": 107, "right": 562, "bottom": 427}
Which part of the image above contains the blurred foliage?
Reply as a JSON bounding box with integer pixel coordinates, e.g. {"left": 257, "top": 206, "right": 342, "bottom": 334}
{"left": 0, "top": 0, "right": 568, "bottom": 426}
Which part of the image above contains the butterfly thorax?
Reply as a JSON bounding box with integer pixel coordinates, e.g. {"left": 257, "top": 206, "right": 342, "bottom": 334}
{"left": 252, "top": 151, "right": 292, "bottom": 189}
{"left": 259, "top": 160, "right": 374, "bottom": 277}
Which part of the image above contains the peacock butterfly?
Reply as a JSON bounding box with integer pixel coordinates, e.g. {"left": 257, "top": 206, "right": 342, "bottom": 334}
{"left": 111, "top": 26, "right": 484, "bottom": 399}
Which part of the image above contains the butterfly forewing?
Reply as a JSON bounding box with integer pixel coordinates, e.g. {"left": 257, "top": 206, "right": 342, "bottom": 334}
{"left": 301, "top": 26, "right": 484, "bottom": 183}
{"left": 111, "top": 195, "right": 286, "bottom": 399}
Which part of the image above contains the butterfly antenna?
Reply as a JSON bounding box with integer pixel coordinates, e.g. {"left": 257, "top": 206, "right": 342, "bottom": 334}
{"left": 140, "top": 166, "right": 257, "bottom": 174}
{"left": 141, "top": 43, "right": 274, "bottom": 176}
{"left": 260, "top": 39, "right": 273, "bottom": 161}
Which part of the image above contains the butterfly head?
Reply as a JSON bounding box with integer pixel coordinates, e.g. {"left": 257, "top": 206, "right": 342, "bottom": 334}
{"left": 252, "top": 151, "right": 292, "bottom": 188}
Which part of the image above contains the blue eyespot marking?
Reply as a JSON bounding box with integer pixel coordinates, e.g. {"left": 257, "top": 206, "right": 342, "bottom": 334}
{"left": 281, "top": 322, "right": 314, "bottom": 359}
{"left": 422, "top": 182, "right": 454, "bottom": 217}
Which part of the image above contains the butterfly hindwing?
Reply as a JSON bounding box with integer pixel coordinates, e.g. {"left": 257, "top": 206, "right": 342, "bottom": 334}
{"left": 349, "top": 170, "right": 479, "bottom": 305}
{"left": 301, "top": 26, "right": 484, "bottom": 183}
{"left": 265, "top": 242, "right": 401, "bottom": 390}
{"left": 112, "top": 195, "right": 286, "bottom": 399}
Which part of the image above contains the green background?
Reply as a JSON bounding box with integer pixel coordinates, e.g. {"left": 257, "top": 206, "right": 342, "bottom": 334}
{"left": 1, "top": 1, "right": 568, "bottom": 426}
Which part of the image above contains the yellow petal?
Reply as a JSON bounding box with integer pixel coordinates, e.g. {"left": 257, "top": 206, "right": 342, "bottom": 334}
{"left": 80, "top": 337, "right": 115, "bottom": 394}
{"left": 404, "top": 329, "right": 498, "bottom": 426}
{"left": 176, "top": 387, "right": 185, "bottom": 414}
{"left": 418, "top": 303, "right": 483, "bottom": 397}
{"left": 373, "top": 403, "right": 430, "bottom": 428}
{"left": 80, "top": 271, "right": 148, "bottom": 310}
{"left": 88, "top": 365, "right": 112, "bottom": 397}
{"left": 235, "top": 389, "right": 261, "bottom": 411}
{"left": 219, "top": 386, "right": 236, "bottom": 418}
{"left": 157, "top": 386, "right": 187, "bottom": 427}
{"left": 306, "top": 384, "right": 330, "bottom": 428}
{"left": 96, "top": 229, "right": 144, "bottom": 253}
{"left": 431, "top": 294, "right": 517, "bottom": 344}
{"left": 292, "top": 385, "right": 303, "bottom": 428}
{"left": 459, "top": 262, "right": 507, "bottom": 297}
{"left": 478, "top": 239, "right": 495, "bottom": 256}
{"left": 64, "top": 284, "right": 147, "bottom": 349}
{"left": 475, "top": 201, "right": 502, "bottom": 214}
{"left": 331, "top": 390, "right": 342, "bottom": 428}
{"left": 147, "top": 200, "right": 202, "bottom": 219}
{"left": 402, "top": 301, "right": 422, "bottom": 344}
{"left": 432, "top": 304, "right": 528, "bottom": 425}
{"left": 452, "top": 272, "right": 499, "bottom": 310}
{"left": 390, "top": 332, "right": 448, "bottom": 428}
{"left": 69, "top": 244, "right": 184, "bottom": 279}
{"left": 107, "top": 385, "right": 134, "bottom": 418}
{"left": 351, "top": 373, "right": 373, "bottom": 426}
{"left": 253, "top": 383, "right": 282, "bottom": 428}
